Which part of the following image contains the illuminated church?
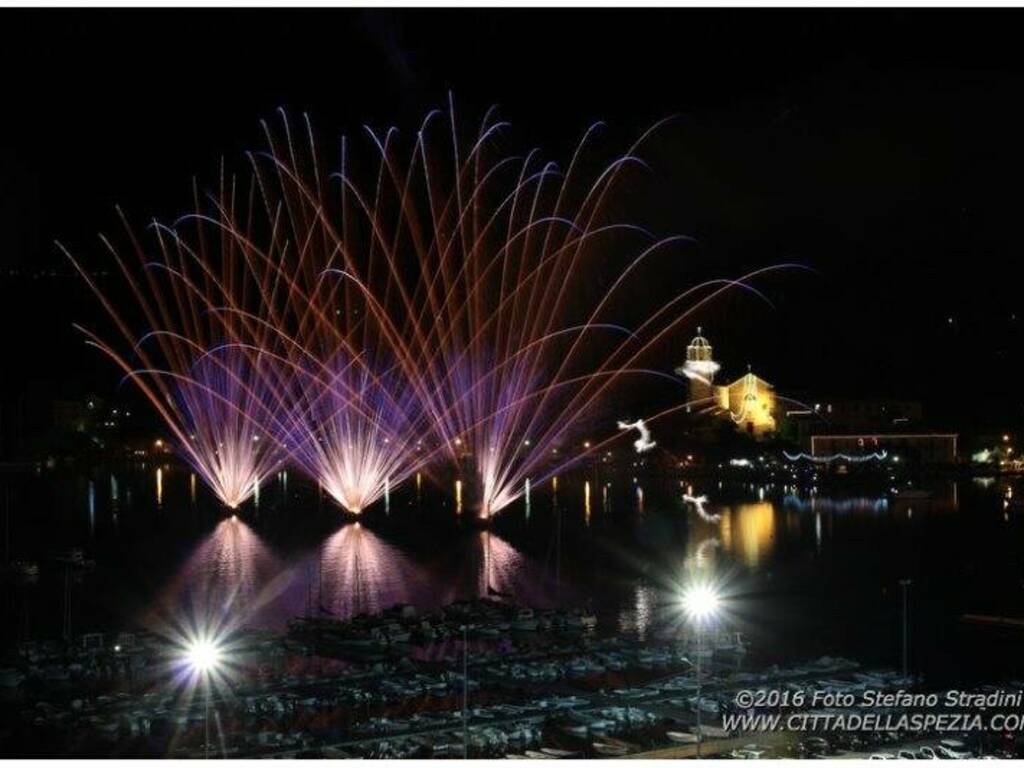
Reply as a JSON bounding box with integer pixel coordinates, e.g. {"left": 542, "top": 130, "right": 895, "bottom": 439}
{"left": 676, "top": 329, "right": 778, "bottom": 438}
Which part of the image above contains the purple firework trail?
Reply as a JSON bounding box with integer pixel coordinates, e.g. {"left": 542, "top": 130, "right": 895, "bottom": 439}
{"left": 66, "top": 101, "right": 789, "bottom": 516}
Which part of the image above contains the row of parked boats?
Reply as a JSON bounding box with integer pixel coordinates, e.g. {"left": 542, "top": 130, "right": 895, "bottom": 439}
{"left": 286, "top": 600, "right": 599, "bottom": 661}
{"left": 1, "top": 596, "right": 861, "bottom": 758}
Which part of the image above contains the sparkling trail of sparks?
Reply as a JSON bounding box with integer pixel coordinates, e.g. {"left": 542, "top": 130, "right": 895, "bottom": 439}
{"left": 66, "top": 102, "right": 795, "bottom": 518}
{"left": 684, "top": 493, "right": 722, "bottom": 523}
{"left": 617, "top": 418, "right": 656, "bottom": 453}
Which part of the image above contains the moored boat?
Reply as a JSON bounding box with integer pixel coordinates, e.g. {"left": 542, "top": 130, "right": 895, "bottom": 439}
{"left": 592, "top": 741, "right": 629, "bottom": 757}
{"left": 667, "top": 730, "right": 699, "bottom": 744}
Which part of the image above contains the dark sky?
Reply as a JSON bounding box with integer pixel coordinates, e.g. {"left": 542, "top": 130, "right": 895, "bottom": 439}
{"left": 2, "top": 8, "right": 1023, "bottom": 441}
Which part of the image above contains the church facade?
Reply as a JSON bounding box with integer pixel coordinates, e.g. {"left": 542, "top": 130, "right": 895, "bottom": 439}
{"left": 676, "top": 330, "right": 778, "bottom": 439}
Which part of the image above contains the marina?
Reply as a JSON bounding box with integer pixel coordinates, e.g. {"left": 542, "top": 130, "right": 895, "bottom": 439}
{"left": 2, "top": 595, "right": 1021, "bottom": 758}
{"left": 1, "top": 463, "right": 1022, "bottom": 757}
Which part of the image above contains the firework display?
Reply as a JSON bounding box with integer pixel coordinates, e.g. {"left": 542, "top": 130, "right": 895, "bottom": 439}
{"left": 62, "top": 204, "right": 293, "bottom": 508}
{"left": 67, "top": 102, "right": 767, "bottom": 517}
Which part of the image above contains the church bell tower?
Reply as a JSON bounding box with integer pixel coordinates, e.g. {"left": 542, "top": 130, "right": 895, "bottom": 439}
{"left": 677, "top": 328, "right": 721, "bottom": 405}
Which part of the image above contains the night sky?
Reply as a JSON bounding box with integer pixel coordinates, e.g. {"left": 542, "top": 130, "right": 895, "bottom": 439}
{"left": 2, "top": 8, "right": 1023, "bottom": 449}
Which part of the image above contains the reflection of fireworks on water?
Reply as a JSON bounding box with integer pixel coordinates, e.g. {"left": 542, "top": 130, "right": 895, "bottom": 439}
{"left": 477, "top": 530, "right": 526, "bottom": 598}
{"left": 318, "top": 523, "right": 419, "bottom": 618}
{"left": 684, "top": 493, "right": 722, "bottom": 523}
{"left": 160, "top": 516, "right": 284, "bottom": 628}
{"left": 689, "top": 536, "right": 721, "bottom": 570}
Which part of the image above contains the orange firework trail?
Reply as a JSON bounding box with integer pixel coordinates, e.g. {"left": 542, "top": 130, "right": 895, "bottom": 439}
{"left": 67, "top": 100, "right": 785, "bottom": 516}
{"left": 60, "top": 191, "right": 299, "bottom": 509}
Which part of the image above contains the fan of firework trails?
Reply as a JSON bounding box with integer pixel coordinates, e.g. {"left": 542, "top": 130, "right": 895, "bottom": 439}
{"left": 66, "top": 99, "right": 777, "bottom": 516}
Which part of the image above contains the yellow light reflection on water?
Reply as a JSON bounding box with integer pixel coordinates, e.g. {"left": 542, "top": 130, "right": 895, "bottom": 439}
{"left": 156, "top": 467, "right": 163, "bottom": 507}
{"left": 455, "top": 479, "right": 463, "bottom": 515}
{"left": 189, "top": 472, "right": 196, "bottom": 504}
{"left": 719, "top": 510, "right": 732, "bottom": 551}
{"left": 719, "top": 502, "right": 775, "bottom": 567}
{"left": 584, "top": 480, "right": 591, "bottom": 526}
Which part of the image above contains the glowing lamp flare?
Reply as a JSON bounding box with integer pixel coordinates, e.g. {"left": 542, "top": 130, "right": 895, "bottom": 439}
{"left": 680, "top": 582, "right": 722, "bottom": 623}
{"left": 185, "top": 637, "right": 223, "bottom": 674}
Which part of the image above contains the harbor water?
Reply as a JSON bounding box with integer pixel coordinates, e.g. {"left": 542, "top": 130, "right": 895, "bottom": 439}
{"left": 2, "top": 464, "right": 1022, "bottom": 687}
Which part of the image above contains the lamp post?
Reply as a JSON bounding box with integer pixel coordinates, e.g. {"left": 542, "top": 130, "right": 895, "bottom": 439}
{"left": 680, "top": 582, "right": 721, "bottom": 759}
{"left": 185, "top": 638, "right": 222, "bottom": 759}
{"left": 461, "top": 624, "right": 469, "bottom": 759}
{"left": 899, "top": 578, "right": 912, "bottom": 678}
{"left": 696, "top": 626, "right": 703, "bottom": 757}
{"left": 204, "top": 680, "right": 210, "bottom": 761}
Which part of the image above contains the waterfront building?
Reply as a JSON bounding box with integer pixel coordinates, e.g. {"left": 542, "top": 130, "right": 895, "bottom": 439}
{"left": 810, "top": 433, "right": 958, "bottom": 464}
{"left": 676, "top": 330, "right": 777, "bottom": 439}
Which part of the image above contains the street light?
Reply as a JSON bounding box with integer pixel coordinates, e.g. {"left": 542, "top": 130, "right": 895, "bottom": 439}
{"left": 185, "top": 637, "right": 223, "bottom": 759}
{"left": 898, "top": 579, "right": 912, "bottom": 679}
{"left": 681, "top": 583, "right": 721, "bottom": 623}
{"left": 186, "top": 638, "right": 222, "bottom": 674}
{"left": 680, "top": 582, "right": 722, "bottom": 758}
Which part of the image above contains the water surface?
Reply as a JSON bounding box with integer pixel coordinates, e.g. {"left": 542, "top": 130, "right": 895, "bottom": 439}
{"left": 2, "top": 464, "right": 1022, "bottom": 686}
